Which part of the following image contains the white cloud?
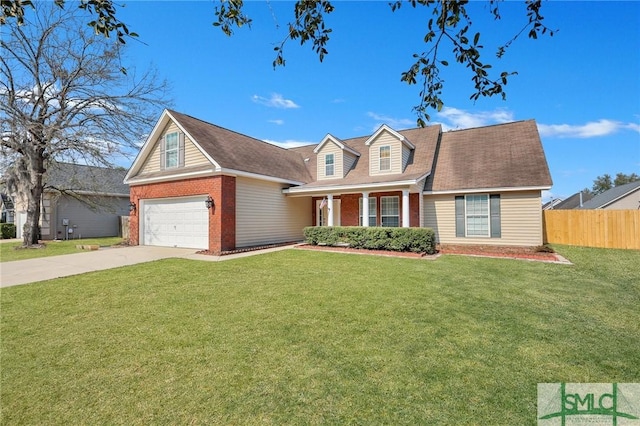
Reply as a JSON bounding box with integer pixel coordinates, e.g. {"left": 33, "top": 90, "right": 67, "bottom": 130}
{"left": 367, "top": 112, "right": 415, "bottom": 131}
{"left": 252, "top": 93, "right": 300, "bottom": 109}
{"left": 434, "top": 107, "right": 515, "bottom": 131}
{"left": 268, "top": 119, "right": 284, "bottom": 125}
{"left": 537, "top": 119, "right": 640, "bottom": 138}
{"left": 263, "top": 139, "right": 314, "bottom": 149}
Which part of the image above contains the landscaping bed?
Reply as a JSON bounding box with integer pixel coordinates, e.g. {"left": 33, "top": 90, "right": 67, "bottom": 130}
{"left": 297, "top": 242, "right": 563, "bottom": 262}
{"left": 438, "top": 244, "right": 560, "bottom": 261}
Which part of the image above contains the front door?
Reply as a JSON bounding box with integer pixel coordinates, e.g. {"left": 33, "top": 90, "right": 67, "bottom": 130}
{"left": 316, "top": 199, "right": 341, "bottom": 226}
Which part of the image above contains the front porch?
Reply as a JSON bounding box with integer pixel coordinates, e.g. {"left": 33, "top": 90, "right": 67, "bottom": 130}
{"left": 309, "top": 190, "right": 421, "bottom": 228}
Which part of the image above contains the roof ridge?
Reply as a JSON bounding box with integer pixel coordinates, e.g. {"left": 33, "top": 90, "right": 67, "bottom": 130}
{"left": 444, "top": 119, "right": 534, "bottom": 133}
{"left": 168, "top": 109, "right": 293, "bottom": 153}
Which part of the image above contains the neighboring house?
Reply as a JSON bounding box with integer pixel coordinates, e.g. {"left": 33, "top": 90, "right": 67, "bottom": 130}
{"left": 1, "top": 193, "right": 15, "bottom": 224}
{"left": 579, "top": 180, "right": 640, "bottom": 210}
{"left": 548, "top": 190, "right": 594, "bottom": 210}
{"left": 12, "top": 163, "right": 130, "bottom": 240}
{"left": 124, "top": 109, "right": 552, "bottom": 253}
{"left": 542, "top": 198, "right": 563, "bottom": 210}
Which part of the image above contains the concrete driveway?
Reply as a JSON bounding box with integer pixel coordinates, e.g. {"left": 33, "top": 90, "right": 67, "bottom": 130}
{"left": 0, "top": 244, "right": 296, "bottom": 288}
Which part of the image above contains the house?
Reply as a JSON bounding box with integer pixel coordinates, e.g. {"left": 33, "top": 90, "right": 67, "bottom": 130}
{"left": 579, "top": 180, "right": 640, "bottom": 210}
{"left": 547, "top": 190, "right": 594, "bottom": 210}
{"left": 124, "top": 110, "right": 552, "bottom": 253}
{"left": 12, "top": 163, "right": 130, "bottom": 240}
{"left": 1, "top": 193, "right": 15, "bottom": 224}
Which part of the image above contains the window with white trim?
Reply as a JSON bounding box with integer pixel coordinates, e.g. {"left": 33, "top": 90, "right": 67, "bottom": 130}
{"left": 358, "top": 197, "right": 377, "bottom": 226}
{"left": 379, "top": 146, "right": 391, "bottom": 171}
{"left": 455, "top": 194, "right": 501, "bottom": 238}
{"left": 325, "top": 153, "right": 335, "bottom": 176}
{"left": 380, "top": 196, "right": 399, "bottom": 227}
{"left": 465, "top": 194, "right": 489, "bottom": 236}
{"left": 164, "top": 132, "right": 179, "bottom": 169}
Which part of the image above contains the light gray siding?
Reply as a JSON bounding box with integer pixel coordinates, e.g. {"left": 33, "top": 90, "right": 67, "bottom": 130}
{"left": 49, "top": 195, "right": 130, "bottom": 239}
{"left": 423, "top": 190, "right": 544, "bottom": 246}
{"left": 343, "top": 151, "right": 358, "bottom": 176}
{"left": 236, "top": 177, "right": 311, "bottom": 247}
{"left": 604, "top": 188, "right": 640, "bottom": 209}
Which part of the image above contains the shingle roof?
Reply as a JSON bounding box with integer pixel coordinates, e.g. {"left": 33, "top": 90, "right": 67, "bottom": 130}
{"left": 289, "top": 125, "right": 442, "bottom": 189}
{"left": 425, "top": 120, "right": 552, "bottom": 191}
{"left": 579, "top": 180, "right": 640, "bottom": 209}
{"left": 168, "top": 110, "right": 312, "bottom": 183}
{"left": 552, "top": 191, "right": 593, "bottom": 209}
{"left": 45, "top": 162, "right": 129, "bottom": 196}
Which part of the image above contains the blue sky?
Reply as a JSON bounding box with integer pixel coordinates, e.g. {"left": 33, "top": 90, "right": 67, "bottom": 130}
{"left": 117, "top": 1, "right": 640, "bottom": 201}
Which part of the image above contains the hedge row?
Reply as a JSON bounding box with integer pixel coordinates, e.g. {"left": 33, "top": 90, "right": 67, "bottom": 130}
{"left": 303, "top": 226, "right": 437, "bottom": 255}
{"left": 1, "top": 223, "right": 16, "bottom": 239}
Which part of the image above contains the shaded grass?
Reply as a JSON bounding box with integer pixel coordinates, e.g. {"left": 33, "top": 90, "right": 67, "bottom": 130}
{"left": 0, "top": 237, "right": 125, "bottom": 262}
{"left": 1, "top": 246, "right": 639, "bottom": 424}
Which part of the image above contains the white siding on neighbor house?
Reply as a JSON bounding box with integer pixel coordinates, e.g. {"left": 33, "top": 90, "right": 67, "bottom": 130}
{"left": 603, "top": 189, "right": 640, "bottom": 209}
{"left": 423, "top": 190, "right": 544, "bottom": 246}
{"left": 40, "top": 195, "right": 52, "bottom": 238}
{"left": 368, "top": 130, "right": 403, "bottom": 175}
{"left": 236, "top": 177, "right": 311, "bottom": 248}
{"left": 316, "top": 141, "right": 343, "bottom": 180}
{"left": 139, "top": 121, "right": 209, "bottom": 174}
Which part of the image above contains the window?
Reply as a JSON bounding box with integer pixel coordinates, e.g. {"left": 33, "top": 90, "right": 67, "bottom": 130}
{"left": 380, "top": 196, "right": 399, "bottom": 227}
{"left": 455, "top": 194, "right": 501, "bottom": 238}
{"left": 325, "top": 153, "right": 335, "bottom": 176}
{"left": 466, "top": 195, "right": 489, "bottom": 236}
{"left": 164, "top": 132, "right": 179, "bottom": 169}
{"left": 379, "top": 146, "right": 391, "bottom": 171}
{"left": 358, "top": 197, "right": 377, "bottom": 226}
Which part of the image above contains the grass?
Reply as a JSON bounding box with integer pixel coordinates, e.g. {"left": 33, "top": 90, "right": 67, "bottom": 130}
{"left": 1, "top": 246, "right": 639, "bottom": 424}
{"left": 0, "top": 237, "right": 125, "bottom": 262}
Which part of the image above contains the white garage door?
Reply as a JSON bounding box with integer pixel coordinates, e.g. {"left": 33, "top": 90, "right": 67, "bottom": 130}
{"left": 141, "top": 197, "right": 209, "bottom": 249}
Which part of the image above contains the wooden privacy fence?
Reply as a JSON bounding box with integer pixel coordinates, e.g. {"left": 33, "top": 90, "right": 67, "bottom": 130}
{"left": 543, "top": 210, "right": 640, "bottom": 250}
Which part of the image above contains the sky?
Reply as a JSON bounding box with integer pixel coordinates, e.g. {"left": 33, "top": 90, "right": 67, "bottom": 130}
{"left": 115, "top": 0, "right": 640, "bottom": 202}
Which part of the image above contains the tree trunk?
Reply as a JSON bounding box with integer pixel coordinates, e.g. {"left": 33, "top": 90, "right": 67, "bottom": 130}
{"left": 22, "top": 150, "right": 46, "bottom": 246}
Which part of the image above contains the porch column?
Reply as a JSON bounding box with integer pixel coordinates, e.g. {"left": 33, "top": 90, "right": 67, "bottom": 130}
{"left": 362, "top": 191, "right": 369, "bottom": 227}
{"left": 327, "top": 194, "right": 334, "bottom": 226}
{"left": 402, "top": 189, "right": 410, "bottom": 228}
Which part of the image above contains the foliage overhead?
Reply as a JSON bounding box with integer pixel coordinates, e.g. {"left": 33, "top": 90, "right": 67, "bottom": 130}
{"left": 1, "top": 0, "right": 556, "bottom": 126}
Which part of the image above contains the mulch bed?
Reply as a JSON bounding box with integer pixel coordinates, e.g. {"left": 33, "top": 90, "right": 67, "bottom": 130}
{"left": 438, "top": 244, "right": 559, "bottom": 261}
{"left": 296, "top": 243, "right": 562, "bottom": 262}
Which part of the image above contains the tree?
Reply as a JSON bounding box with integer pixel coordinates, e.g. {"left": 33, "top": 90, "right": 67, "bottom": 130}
{"left": 0, "top": 4, "right": 170, "bottom": 246}
{"left": 614, "top": 172, "right": 640, "bottom": 187}
{"left": 589, "top": 172, "right": 640, "bottom": 196}
{"left": 1, "top": 0, "right": 555, "bottom": 126}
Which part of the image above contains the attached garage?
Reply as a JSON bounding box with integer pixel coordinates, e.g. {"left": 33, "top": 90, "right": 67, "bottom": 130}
{"left": 141, "top": 197, "right": 209, "bottom": 249}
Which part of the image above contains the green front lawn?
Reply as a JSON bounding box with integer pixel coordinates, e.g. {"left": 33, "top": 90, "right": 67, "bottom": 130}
{"left": 0, "top": 237, "right": 125, "bottom": 262}
{"left": 1, "top": 246, "right": 639, "bottom": 424}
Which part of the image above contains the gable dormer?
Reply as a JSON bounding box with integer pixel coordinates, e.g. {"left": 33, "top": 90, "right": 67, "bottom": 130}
{"left": 134, "top": 113, "right": 210, "bottom": 177}
{"left": 313, "top": 134, "right": 360, "bottom": 180}
{"left": 365, "top": 125, "right": 415, "bottom": 176}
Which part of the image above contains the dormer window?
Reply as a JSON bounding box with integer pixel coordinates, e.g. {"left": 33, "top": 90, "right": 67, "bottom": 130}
{"left": 325, "top": 153, "right": 335, "bottom": 176}
{"left": 379, "top": 146, "right": 391, "bottom": 171}
{"left": 165, "top": 132, "right": 179, "bottom": 169}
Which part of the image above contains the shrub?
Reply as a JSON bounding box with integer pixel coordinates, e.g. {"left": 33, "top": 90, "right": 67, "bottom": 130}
{"left": 303, "top": 226, "right": 436, "bottom": 255}
{"left": 1, "top": 223, "right": 17, "bottom": 239}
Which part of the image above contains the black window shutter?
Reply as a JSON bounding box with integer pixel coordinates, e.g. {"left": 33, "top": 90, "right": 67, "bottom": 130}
{"left": 178, "top": 133, "right": 185, "bottom": 167}
{"left": 159, "top": 136, "right": 165, "bottom": 170}
{"left": 490, "top": 194, "right": 501, "bottom": 238}
{"left": 455, "top": 196, "right": 465, "bottom": 237}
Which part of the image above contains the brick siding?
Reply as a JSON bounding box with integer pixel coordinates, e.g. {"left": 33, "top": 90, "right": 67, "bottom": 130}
{"left": 128, "top": 175, "right": 236, "bottom": 254}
